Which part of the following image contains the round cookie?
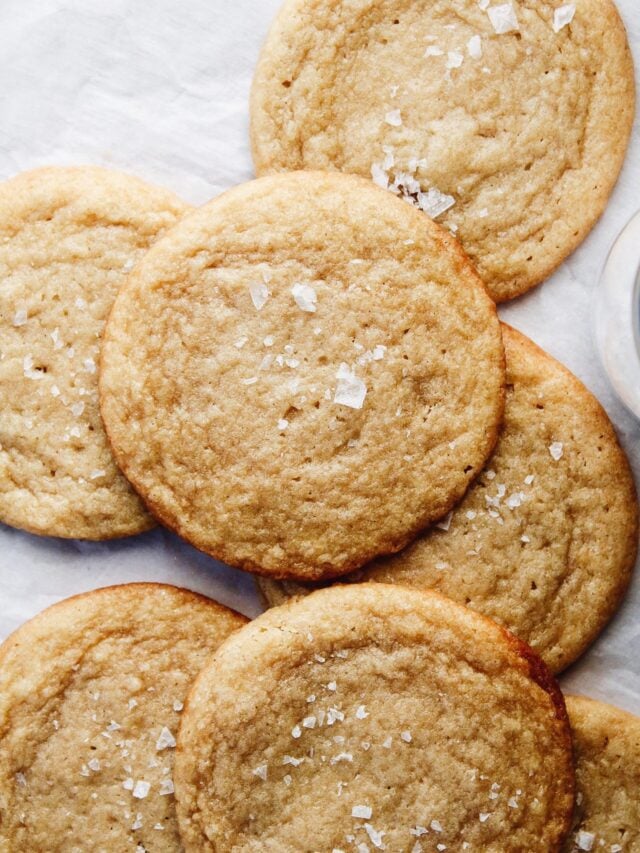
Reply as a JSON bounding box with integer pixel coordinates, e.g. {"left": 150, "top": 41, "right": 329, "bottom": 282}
{"left": 563, "top": 696, "right": 640, "bottom": 852}
{"left": 0, "top": 583, "right": 247, "bottom": 852}
{"left": 250, "top": 0, "right": 635, "bottom": 302}
{"left": 174, "top": 584, "right": 575, "bottom": 851}
{"left": 0, "top": 166, "right": 189, "bottom": 540}
{"left": 257, "top": 325, "right": 638, "bottom": 673}
{"left": 100, "top": 171, "right": 505, "bottom": 581}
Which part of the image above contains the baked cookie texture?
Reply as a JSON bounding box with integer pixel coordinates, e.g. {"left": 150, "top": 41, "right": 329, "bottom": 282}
{"left": 100, "top": 171, "right": 505, "bottom": 582}
{"left": 251, "top": 0, "right": 635, "bottom": 302}
{"left": 258, "top": 325, "right": 639, "bottom": 673}
{"left": 563, "top": 696, "right": 640, "bottom": 852}
{"left": 0, "top": 166, "right": 189, "bottom": 540}
{"left": 0, "top": 583, "right": 246, "bottom": 853}
{"left": 175, "top": 584, "right": 575, "bottom": 852}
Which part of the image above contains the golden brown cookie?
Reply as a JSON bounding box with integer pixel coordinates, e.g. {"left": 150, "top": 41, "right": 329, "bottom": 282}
{"left": 175, "top": 584, "right": 575, "bottom": 852}
{"left": 0, "top": 166, "right": 189, "bottom": 540}
{"left": 258, "top": 325, "right": 638, "bottom": 673}
{"left": 100, "top": 171, "right": 505, "bottom": 581}
{"left": 0, "top": 583, "right": 246, "bottom": 852}
{"left": 251, "top": 0, "right": 635, "bottom": 302}
{"left": 563, "top": 696, "right": 640, "bottom": 852}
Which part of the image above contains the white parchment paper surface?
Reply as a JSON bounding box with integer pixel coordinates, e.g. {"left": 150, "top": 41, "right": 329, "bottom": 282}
{"left": 0, "top": 0, "right": 638, "bottom": 713}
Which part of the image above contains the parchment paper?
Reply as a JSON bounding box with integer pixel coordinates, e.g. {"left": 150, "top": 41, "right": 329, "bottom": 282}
{"left": 0, "top": 0, "right": 638, "bottom": 713}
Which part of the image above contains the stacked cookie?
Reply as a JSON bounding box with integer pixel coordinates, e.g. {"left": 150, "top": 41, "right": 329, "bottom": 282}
{"left": 0, "top": 0, "right": 639, "bottom": 849}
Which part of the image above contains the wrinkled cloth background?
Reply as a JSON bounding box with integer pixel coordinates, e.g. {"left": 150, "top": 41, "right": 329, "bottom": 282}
{"left": 0, "top": 0, "right": 638, "bottom": 713}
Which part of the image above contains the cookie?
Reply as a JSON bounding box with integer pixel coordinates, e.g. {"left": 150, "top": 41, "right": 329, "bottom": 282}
{"left": 100, "top": 171, "right": 505, "bottom": 581}
{"left": 257, "top": 325, "right": 638, "bottom": 673}
{"left": 174, "top": 584, "right": 575, "bottom": 851}
{"left": 250, "top": 0, "right": 635, "bottom": 302}
{"left": 0, "top": 583, "right": 246, "bottom": 852}
{"left": 0, "top": 166, "right": 189, "bottom": 540}
{"left": 563, "top": 696, "right": 640, "bottom": 852}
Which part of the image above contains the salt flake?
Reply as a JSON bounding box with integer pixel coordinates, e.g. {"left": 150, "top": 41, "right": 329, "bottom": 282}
{"left": 553, "top": 3, "right": 575, "bottom": 32}
{"left": 487, "top": 4, "right": 520, "bottom": 34}
{"left": 352, "top": 805, "right": 373, "bottom": 819}
{"left": 159, "top": 778, "right": 175, "bottom": 795}
{"left": 156, "top": 726, "right": 176, "bottom": 751}
{"left": 334, "top": 364, "right": 367, "bottom": 410}
{"left": 467, "top": 35, "right": 483, "bottom": 58}
{"left": 364, "top": 824, "right": 386, "bottom": 849}
{"left": 249, "top": 281, "right": 269, "bottom": 311}
{"left": 252, "top": 763, "right": 268, "bottom": 781}
{"left": 385, "top": 110, "right": 402, "bottom": 127}
{"left": 549, "top": 442, "right": 564, "bottom": 461}
{"left": 417, "top": 187, "right": 456, "bottom": 219}
{"left": 132, "top": 780, "right": 151, "bottom": 799}
{"left": 575, "top": 831, "right": 595, "bottom": 851}
{"left": 292, "top": 282, "right": 318, "bottom": 313}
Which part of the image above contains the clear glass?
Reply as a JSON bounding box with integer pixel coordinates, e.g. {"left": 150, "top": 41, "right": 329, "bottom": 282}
{"left": 595, "top": 210, "right": 640, "bottom": 420}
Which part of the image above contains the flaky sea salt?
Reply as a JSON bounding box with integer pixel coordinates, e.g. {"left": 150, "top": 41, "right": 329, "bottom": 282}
{"left": 364, "top": 824, "right": 386, "bottom": 849}
{"left": 436, "top": 511, "right": 453, "bottom": 532}
{"left": 292, "top": 282, "right": 318, "bottom": 313}
{"left": 330, "top": 752, "right": 353, "bottom": 764}
{"left": 156, "top": 726, "right": 176, "bottom": 751}
{"left": 575, "top": 831, "right": 595, "bottom": 851}
{"left": 553, "top": 3, "right": 575, "bottom": 32}
{"left": 446, "top": 51, "right": 464, "bottom": 69}
{"left": 132, "top": 780, "right": 151, "bottom": 799}
{"left": 371, "top": 163, "right": 389, "bottom": 189}
{"left": 159, "top": 778, "right": 175, "bottom": 796}
{"left": 385, "top": 110, "right": 402, "bottom": 127}
{"left": 13, "top": 309, "right": 27, "bottom": 327}
{"left": 252, "top": 764, "right": 268, "bottom": 781}
{"left": 487, "top": 3, "right": 520, "bottom": 33}
{"left": 23, "top": 355, "right": 45, "bottom": 380}
{"left": 278, "top": 419, "right": 289, "bottom": 431}
{"left": 467, "top": 35, "right": 483, "bottom": 58}
{"left": 355, "top": 705, "right": 369, "bottom": 720}
{"left": 417, "top": 187, "right": 456, "bottom": 219}
{"left": 431, "top": 820, "right": 444, "bottom": 832}
{"left": 424, "top": 45, "right": 444, "bottom": 57}
{"left": 334, "top": 364, "right": 367, "bottom": 410}
{"left": 549, "top": 442, "right": 564, "bottom": 461}
{"left": 249, "top": 280, "right": 269, "bottom": 311}
{"left": 352, "top": 805, "right": 373, "bottom": 819}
